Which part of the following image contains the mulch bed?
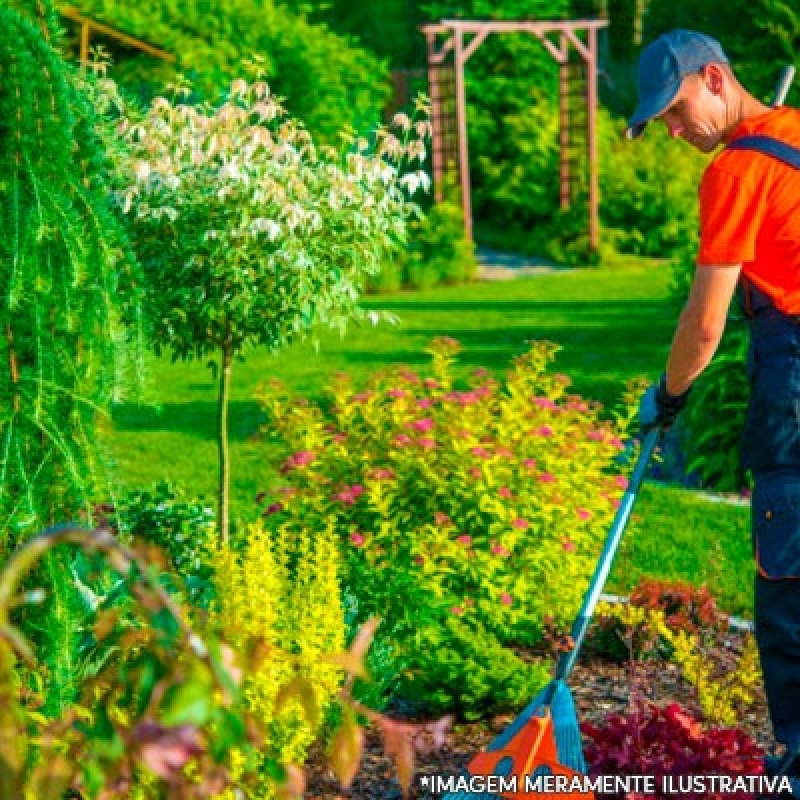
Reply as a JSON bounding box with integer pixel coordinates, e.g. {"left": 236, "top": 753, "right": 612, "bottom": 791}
{"left": 304, "top": 649, "right": 773, "bottom": 799}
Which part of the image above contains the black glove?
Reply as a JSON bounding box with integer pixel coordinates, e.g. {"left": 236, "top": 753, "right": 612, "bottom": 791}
{"left": 639, "top": 373, "right": 691, "bottom": 432}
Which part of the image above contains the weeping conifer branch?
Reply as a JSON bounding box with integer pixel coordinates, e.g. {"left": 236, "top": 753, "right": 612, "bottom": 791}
{"left": 0, "top": 0, "right": 139, "bottom": 548}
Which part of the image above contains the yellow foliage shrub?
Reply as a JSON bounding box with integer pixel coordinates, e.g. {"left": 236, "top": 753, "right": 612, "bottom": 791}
{"left": 210, "top": 521, "right": 345, "bottom": 796}
{"left": 595, "top": 600, "right": 761, "bottom": 728}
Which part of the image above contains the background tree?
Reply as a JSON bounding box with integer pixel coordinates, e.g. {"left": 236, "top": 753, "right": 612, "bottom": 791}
{"left": 109, "top": 77, "right": 430, "bottom": 542}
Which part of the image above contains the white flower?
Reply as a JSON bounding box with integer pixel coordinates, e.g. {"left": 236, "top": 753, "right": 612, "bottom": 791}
{"left": 251, "top": 218, "right": 282, "bottom": 241}
{"left": 134, "top": 160, "right": 151, "bottom": 181}
{"left": 399, "top": 173, "right": 419, "bottom": 194}
{"left": 230, "top": 78, "right": 248, "bottom": 97}
{"left": 392, "top": 112, "right": 412, "bottom": 132}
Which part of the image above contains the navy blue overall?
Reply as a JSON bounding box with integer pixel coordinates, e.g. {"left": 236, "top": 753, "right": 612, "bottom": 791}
{"left": 727, "top": 134, "right": 800, "bottom": 753}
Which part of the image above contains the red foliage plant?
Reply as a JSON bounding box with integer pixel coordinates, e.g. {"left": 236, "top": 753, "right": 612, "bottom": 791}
{"left": 629, "top": 577, "right": 722, "bottom": 634}
{"left": 582, "top": 702, "right": 764, "bottom": 800}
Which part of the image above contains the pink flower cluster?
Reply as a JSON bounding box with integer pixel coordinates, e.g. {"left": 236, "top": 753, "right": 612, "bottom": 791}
{"left": 279, "top": 450, "right": 316, "bottom": 474}
{"left": 332, "top": 484, "right": 364, "bottom": 505}
{"left": 400, "top": 369, "right": 420, "bottom": 384}
{"left": 351, "top": 391, "right": 375, "bottom": 405}
{"left": 408, "top": 418, "right": 434, "bottom": 432}
{"left": 532, "top": 425, "right": 554, "bottom": 437}
{"left": 444, "top": 391, "right": 482, "bottom": 407}
{"left": 368, "top": 467, "right": 396, "bottom": 481}
{"left": 532, "top": 396, "right": 559, "bottom": 410}
{"left": 565, "top": 400, "right": 589, "bottom": 413}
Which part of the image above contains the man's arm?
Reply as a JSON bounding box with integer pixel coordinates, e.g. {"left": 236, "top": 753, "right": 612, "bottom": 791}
{"left": 664, "top": 264, "right": 742, "bottom": 396}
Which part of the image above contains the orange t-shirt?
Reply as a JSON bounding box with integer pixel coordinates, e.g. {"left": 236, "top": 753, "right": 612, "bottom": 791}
{"left": 697, "top": 106, "right": 800, "bottom": 314}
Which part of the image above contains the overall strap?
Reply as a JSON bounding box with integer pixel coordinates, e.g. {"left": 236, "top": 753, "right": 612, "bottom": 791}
{"left": 726, "top": 134, "right": 800, "bottom": 169}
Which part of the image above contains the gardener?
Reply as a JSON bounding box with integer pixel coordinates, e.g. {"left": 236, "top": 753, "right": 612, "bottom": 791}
{"left": 630, "top": 29, "right": 800, "bottom": 788}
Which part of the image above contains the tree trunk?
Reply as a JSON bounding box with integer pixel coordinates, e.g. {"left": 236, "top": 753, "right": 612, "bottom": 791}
{"left": 218, "top": 340, "right": 233, "bottom": 544}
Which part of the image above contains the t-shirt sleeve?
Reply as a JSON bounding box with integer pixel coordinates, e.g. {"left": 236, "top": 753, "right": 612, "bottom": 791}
{"left": 697, "top": 163, "right": 767, "bottom": 266}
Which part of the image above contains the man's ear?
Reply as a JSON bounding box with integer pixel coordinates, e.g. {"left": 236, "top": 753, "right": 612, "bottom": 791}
{"left": 703, "top": 63, "right": 726, "bottom": 96}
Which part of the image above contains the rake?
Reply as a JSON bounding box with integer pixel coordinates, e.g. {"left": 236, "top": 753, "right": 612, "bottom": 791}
{"left": 441, "top": 427, "right": 661, "bottom": 800}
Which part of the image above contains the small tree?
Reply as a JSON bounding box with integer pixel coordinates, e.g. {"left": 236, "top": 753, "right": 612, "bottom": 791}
{"left": 110, "top": 78, "right": 429, "bottom": 541}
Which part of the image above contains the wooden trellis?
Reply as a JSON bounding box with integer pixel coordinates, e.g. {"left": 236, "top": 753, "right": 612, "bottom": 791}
{"left": 60, "top": 5, "right": 174, "bottom": 64}
{"left": 421, "top": 18, "right": 608, "bottom": 251}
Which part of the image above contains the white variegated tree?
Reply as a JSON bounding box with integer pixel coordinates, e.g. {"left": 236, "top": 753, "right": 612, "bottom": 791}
{"left": 109, "top": 79, "right": 430, "bottom": 541}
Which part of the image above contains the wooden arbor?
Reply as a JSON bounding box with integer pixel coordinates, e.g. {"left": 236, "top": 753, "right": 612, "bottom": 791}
{"left": 421, "top": 19, "right": 608, "bottom": 251}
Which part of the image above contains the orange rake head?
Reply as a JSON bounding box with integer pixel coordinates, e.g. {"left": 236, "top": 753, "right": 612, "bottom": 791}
{"left": 467, "top": 707, "right": 595, "bottom": 799}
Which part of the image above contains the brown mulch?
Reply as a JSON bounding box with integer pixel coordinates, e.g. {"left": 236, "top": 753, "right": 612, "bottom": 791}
{"left": 304, "top": 651, "right": 773, "bottom": 799}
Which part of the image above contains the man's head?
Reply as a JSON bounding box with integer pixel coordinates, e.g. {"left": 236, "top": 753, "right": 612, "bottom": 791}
{"left": 626, "top": 30, "right": 745, "bottom": 152}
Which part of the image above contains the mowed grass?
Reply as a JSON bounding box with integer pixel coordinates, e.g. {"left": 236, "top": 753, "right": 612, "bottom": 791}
{"left": 103, "top": 262, "right": 754, "bottom": 615}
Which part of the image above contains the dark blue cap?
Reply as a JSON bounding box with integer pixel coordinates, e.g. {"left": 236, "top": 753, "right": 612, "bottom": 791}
{"left": 626, "top": 29, "right": 729, "bottom": 139}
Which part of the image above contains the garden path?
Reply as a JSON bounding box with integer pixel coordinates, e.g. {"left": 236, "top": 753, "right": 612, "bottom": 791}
{"left": 476, "top": 247, "right": 571, "bottom": 280}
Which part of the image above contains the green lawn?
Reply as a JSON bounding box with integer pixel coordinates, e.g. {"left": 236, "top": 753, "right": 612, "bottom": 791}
{"left": 103, "top": 262, "right": 754, "bottom": 615}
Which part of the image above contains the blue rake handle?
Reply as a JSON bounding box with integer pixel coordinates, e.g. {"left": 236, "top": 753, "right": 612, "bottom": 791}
{"left": 552, "top": 428, "right": 661, "bottom": 686}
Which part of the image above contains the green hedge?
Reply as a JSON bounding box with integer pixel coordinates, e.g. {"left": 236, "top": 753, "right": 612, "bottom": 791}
{"left": 368, "top": 196, "right": 478, "bottom": 293}
{"left": 66, "top": 0, "right": 391, "bottom": 141}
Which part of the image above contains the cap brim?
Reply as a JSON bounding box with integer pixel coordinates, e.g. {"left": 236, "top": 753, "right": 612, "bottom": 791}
{"left": 625, "top": 80, "right": 681, "bottom": 139}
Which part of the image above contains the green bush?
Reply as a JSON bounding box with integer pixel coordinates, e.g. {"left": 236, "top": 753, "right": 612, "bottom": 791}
{"left": 110, "top": 481, "right": 216, "bottom": 605}
{"left": 599, "top": 108, "right": 706, "bottom": 259}
{"left": 679, "top": 326, "right": 750, "bottom": 492}
{"left": 255, "top": 337, "right": 639, "bottom": 716}
{"left": 69, "top": 0, "right": 391, "bottom": 142}
{"left": 342, "top": 590, "right": 407, "bottom": 712}
{"left": 400, "top": 616, "right": 550, "bottom": 719}
{"left": 368, "top": 195, "right": 477, "bottom": 293}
